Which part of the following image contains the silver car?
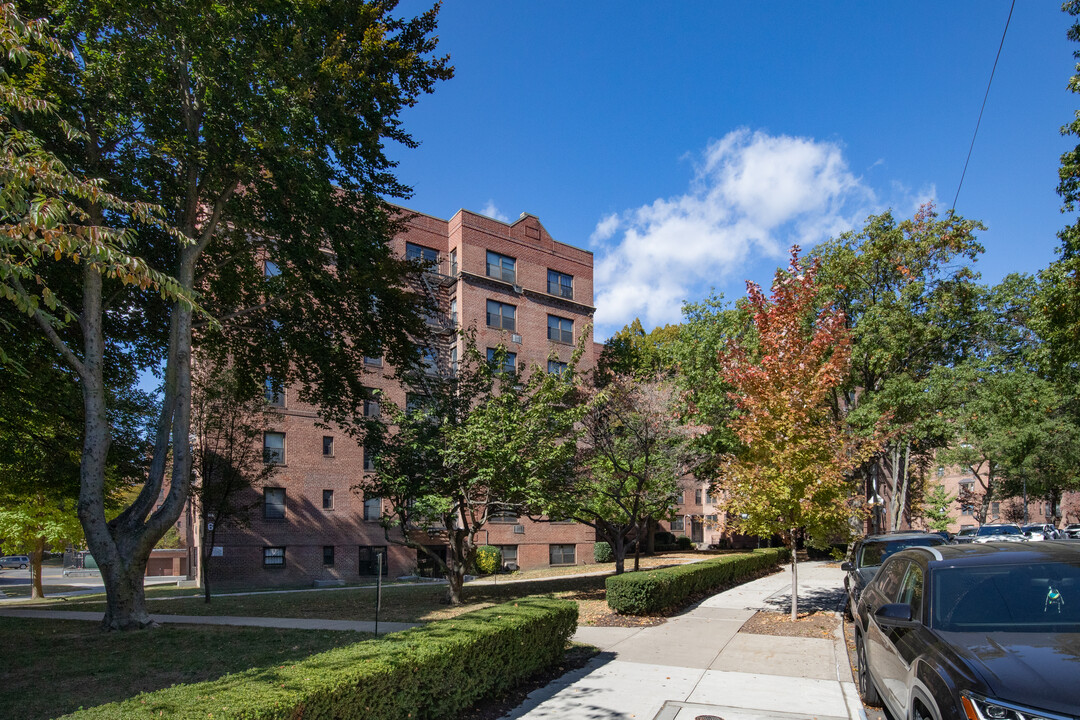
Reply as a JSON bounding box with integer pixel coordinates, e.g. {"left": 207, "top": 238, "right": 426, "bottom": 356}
{"left": 0, "top": 555, "right": 29, "bottom": 569}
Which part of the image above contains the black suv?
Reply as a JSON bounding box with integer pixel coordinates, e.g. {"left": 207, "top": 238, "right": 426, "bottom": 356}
{"left": 842, "top": 532, "right": 946, "bottom": 620}
{"left": 854, "top": 542, "right": 1080, "bottom": 720}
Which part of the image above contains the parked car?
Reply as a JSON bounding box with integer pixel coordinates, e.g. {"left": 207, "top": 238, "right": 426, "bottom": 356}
{"left": 1064, "top": 523, "right": 1080, "bottom": 539}
{"left": 1022, "top": 523, "right": 1059, "bottom": 541}
{"left": 0, "top": 555, "right": 29, "bottom": 569}
{"left": 841, "top": 532, "right": 946, "bottom": 620}
{"left": 969, "top": 524, "right": 1027, "bottom": 543}
{"left": 952, "top": 527, "right": 978, "bottom": 544}
{"left": 854, "top": 541, "right": 1080, "bottom": 720}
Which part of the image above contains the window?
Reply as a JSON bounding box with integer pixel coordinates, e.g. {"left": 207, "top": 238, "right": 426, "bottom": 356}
{"left": 498, "top": 545, "right": 518, "bottom": 568}
{"left": 363, "top": 447, "right": 376, "bottom": 472}
{"left": 547, "top": 359, "right": 568, "bottom": 375}
{"left": 549, "top": 544, "right": 576, "bottom": 566}
{"left": 676, "top": 491, "right": 684, "bottom": 505}
{"left": 264, "top": 488, "right": 286, "bottom": 519}
{"left": 263, "top": 432, "right": 285, "bottom": 464}
{"left": 323, "top": 546, "right": 335, "bottom": 566}
{"left": 322, "top": 436, "right": 334, "bottom": 457}
{"left": 486, "top": 347, "right": 516, "bottom": 374}
{"left": 489, "top": 508, "right": 519, "bottom": 524}
{"left": 450, "top": 297, "right": 458, "bottom": 325}
{"left": 898, "top": 563, "right": 924, "bottom": 618}
{"left": 322, "top": 489, "right": 334, "bottom": 510}
{"left": 264, "top": 260, "right": 280, "bottom": 278}
{"left": 991, "top": 501, "right": 1000, "bottom": 516}
{"left": 547, "top": 315, "right": 573, "bottom": 344}
{"left": 265, "top": 378, "right": 285, "bottom": 407}
{"left": 450, "top": 346, "right": 459, "bottom": 376}
{"left": 486, "top": 300, "right": 516, "bottom": 331}
{"left": 705, "top": 491, "right": 715, "bottom": 505}
{"left": 547, "top": 269, "right": 573, "bottom": 299}
{"left": 450, "top": 249, "right": 458, "bottom": 276}
{"left": 363, "top": 389, "right": 380, "bottom": 418}
{"left": 486, "top": 251, "right": 516, "bottom": 283}
{"left": 364, "top": 497, "right": 381, "bottom": 521}
{"left": 421, "top": 346, "right": 439, "bottom": 375}
{"left": 364, "top": 355, "right": 383, "bottom": 367}
{"left": 358, "top": 545, "right": 388, "bottom": 576}
{"left": 670, "top": 517, "right": 685, "bottom": 532}
{"left": 694, "top": 489, "right": 702, "bottom": 505}
{"left": 406, "top": 242, "right": 439, "bottom": 268}
{"left": 263, "top": 546, "right": 285, "bottom": 567}
{"left": 406, "top": 393, "right": 431, "bottom": 414}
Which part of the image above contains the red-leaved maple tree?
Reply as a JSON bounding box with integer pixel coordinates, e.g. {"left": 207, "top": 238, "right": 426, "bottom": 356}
{"left": 715, "top": 247, "right": 878, "bottom": 619}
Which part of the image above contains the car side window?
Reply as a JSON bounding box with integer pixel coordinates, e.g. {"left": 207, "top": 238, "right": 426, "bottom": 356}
{"left": 897, "top": 563, "right": 924, "bottom": 619}
{"left": 875, "top": 559, "right": 908, "bottom": 602}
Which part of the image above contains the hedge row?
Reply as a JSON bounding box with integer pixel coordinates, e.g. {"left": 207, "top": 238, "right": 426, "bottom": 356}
{"left": 605, "top": 547, "right": 790, "bottom": 615}
{"left": 62, "top": 597, "right": 578, "bottom": 720}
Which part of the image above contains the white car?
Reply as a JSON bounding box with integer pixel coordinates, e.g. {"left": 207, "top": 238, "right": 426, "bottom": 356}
{"left": 1021, "top": 523, "right": 1059, "bottom": 541}
{"left": 0, "top": 555, "right": 29, "bottom": 569}
{"left": 969, "top": 524, "right": 1027, "bottom": 543}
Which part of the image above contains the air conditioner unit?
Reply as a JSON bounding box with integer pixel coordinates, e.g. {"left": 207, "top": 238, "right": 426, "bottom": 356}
{"left": 511, "top": 333, "right": 522, "bottom": 344}
{"left": 513, "top": 524, "right": 525, "bottom": 534}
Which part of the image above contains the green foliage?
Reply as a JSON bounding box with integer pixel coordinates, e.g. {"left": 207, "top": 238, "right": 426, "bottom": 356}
{"left": 921, "top": 484, "right": 956, "bottom": 532}
{"left": 676, "top": 536, "right": 693, "bottom": 550}
{"left": 593, "top": 542, "right": 614, "bottom": 563}
{"left": 153, "top": 527, "right": 181, "bottom": 550}
{"left": 605, "top": 549, "right": 789, "bottom": 615}
{"left": 654, "top": 531, "right": 676, "bottom": 546}
{"left": 474, "top": 545, "right": 501, "bottom": 575}
{"left": 62, "top": 597, "right": 578, "bottom": 720}
{"left": 598, "top": 318, "right": 680, "bottom": 381}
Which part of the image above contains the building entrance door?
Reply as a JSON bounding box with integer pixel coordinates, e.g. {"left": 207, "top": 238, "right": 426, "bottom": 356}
{"left": 691, "top": 519, "right": 704, "bottom": 543}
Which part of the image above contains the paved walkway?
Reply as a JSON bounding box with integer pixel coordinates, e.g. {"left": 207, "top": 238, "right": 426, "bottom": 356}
{"left": 0, "top": 607, "right": 417, "bottom": 634}
{"left": 503, "top": 561, "right": 864, "bottom": 720}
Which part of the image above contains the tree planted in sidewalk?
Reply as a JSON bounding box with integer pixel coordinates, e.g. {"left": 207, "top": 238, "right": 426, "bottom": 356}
{"left": 714, "top": 247, "right": 881, "bottom": 619}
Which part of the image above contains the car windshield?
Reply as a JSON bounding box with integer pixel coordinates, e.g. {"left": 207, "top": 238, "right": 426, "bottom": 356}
{"left": 933, "top": 561, "right": 1080, "bottom": 632}
{"left": 857, "top": 537, "right": 944, "bottom": 568}
{"left": 977, "top": 525, "right": 1023, "bottom": 536}
{"left": 958, "top": 528, "right": 977, "bottom": 537}
{"left": 1022, "top": 525, "right": 1045, "bottom": 533}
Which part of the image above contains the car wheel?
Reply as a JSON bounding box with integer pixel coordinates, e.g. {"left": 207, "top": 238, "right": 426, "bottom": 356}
{"left": 18, "top": 563, "right": 26, "bottom": 569}
{"left": 855, "top": 632, "right": 881, "bottom": 705}
{"left": 912, "top": 701, "right": 935, "bottom": 720}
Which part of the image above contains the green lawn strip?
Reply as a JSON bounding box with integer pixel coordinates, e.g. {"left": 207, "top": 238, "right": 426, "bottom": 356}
{"left": 0, "top": 584, "right": 88, "bottom": 598}
{"left": 39, "top": 574, "right": 609, "bottom": 622}
{"left": 0, "top": 618, "right": 371, "bottom": 720}
{"left": 60, "top": 597, "right": 577, "bottom": 720}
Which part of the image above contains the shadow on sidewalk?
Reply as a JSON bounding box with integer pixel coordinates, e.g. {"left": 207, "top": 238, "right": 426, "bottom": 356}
{"left": 761, "top": 585, "right": 847, "bottom": 614}
{"left": 500, "top": 651, "right": 624, "bottom": 720}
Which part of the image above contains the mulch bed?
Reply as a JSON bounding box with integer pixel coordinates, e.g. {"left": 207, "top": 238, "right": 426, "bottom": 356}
{"left": 739, "top": 609, "right": 840, "bottom": 639}
{"left": 457, "top": 644, "right": 601, "bottom": 720}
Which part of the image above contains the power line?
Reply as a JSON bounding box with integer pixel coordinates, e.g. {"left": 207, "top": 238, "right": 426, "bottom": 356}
{"left": 951, "top": 0, "right": 1016, "bottom": 214}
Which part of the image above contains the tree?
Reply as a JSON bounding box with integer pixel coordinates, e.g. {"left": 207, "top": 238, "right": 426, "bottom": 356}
{"left": 812, "top": 204, "right": 984, "bottom": 532}
{"left": 189, "top": 361, "right": 277, "bottom": 603}
{"left": 920, "top": 484, "right": 955, "bottom": 533}
{"left": 1, "top": 1, "right": 451, "bottom": 629}
{"left": 361, "top": 337, "right": 581, "bottom": 604}
{"left": 715, "top": 247, "right": 880, "bottom": 619}
{"left": 536, "top": 373, "right": 696, "bottom": 574}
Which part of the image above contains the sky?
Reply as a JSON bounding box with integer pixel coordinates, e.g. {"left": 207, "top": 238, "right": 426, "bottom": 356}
{"left": 386, "top": 1, "right": 1079, "bottom": 340}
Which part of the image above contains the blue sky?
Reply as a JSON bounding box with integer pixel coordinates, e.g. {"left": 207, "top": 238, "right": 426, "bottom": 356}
{"left": 388, "top": 1, "right": 1077, "bottom": 340}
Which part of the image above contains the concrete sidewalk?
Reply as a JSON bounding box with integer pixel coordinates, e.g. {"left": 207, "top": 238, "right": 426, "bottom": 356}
{"left": 504, "top": 560, "right": 864, "bottom": 720}
{"left": 0, "top": 607, "right": 417, "bottom": 634}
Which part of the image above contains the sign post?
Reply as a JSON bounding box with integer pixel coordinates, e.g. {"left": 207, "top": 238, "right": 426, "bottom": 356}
{"left": 374, "top": 552, "right": 383, "bottom": 635}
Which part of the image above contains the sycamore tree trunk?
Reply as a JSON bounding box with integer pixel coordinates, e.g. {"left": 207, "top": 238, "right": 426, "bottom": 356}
{"left": 30, "top": 536, "right": 45, "bottom": 599}
{"left": 785, "top": 529, "right": 799, "bottom": 620}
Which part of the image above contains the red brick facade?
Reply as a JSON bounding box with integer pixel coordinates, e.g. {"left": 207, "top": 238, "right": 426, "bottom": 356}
{"left": 201, "top": 208, "right": 598, "bottom": 587}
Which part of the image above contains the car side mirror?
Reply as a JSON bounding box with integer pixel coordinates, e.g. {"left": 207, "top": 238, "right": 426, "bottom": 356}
{"left": 841, "top": 561, "right": 854, "bottom": 571}
{"left": 875, "top": 603, "right": 918, "bottom": 627}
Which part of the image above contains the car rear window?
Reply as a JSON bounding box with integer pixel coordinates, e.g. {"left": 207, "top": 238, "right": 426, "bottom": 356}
{"left": 932, "top": 562, "right": 1080, "bottom": 632}
{"left": 857, "top": 538, "right": 944, "bottom": 568}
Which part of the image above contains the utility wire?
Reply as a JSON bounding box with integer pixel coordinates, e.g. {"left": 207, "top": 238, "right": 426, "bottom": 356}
{"left": 951, "top": 0, "right": 1016, "bottom": 214}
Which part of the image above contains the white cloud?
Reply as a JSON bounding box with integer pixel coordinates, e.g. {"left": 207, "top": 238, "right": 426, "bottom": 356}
{"left": 591, "top": 128, "right": 881, "bottom": 335}
{"left": 480, "top": 200, "right": 509, "bottom": 223}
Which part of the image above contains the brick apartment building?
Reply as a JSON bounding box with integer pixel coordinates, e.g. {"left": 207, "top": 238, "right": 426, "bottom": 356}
{"left": 198, "top": 207, "right": 599, "bottom": 587}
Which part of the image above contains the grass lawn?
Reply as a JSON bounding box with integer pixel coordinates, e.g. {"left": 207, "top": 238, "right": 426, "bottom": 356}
{"left": 30, "top": 554, "right": 701, "bottom": 623}
{"left": 0, "top": 618, "right": 372, "bottom": 720}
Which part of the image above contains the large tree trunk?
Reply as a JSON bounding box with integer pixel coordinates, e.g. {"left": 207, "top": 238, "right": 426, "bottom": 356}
{"left": 100, "top": 554, "right": 154, "bottom": 630}
{"left": 30, "top": 536, "right": 45, "bottom": 599}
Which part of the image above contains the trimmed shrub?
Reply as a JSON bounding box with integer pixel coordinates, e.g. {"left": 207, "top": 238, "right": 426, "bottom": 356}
{"left": 676, "top": 536, "right": 693, "bottom": 550}
{"left": 654, "top": 531, "right": 676, "bottom": 546}
{"left": 594, "top": 541, "right": 614, "bottom": 563}
{"left": 606, "top": 547, "right": 790, "bottom": 615}
{"left": 654, "top": 543, "right": 678, "bottom": 551}
{"left": 475, "top": 545, "right": 502, "bottom": 575}
{"left": 62, "top": 597, "right": 578, "bottom": 720}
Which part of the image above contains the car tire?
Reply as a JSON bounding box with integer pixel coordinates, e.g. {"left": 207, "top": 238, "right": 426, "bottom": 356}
{"left": 912, "top": 700, "right": 936, "bottom": 720}
{"left": 18, "top": 563, "right": 26, "bottom": 569}
{"left": 843, "top": 594, "right": 854, "bottom": 621}
{"left": 856, "top": 632, "right": 881, "bottom": 705}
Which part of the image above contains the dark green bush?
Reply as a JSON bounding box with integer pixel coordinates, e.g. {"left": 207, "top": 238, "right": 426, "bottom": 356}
{"left": 594, "top": 541, "right": 613, "bottom": 563}
{"left": 474, "top": 545, "right": 502, "bottom": 575}
{"left": 676, "top": 536, "right": 693, "bottom": 550}
{"left": 654, "top": 531, "right": 676, "bottom": 546}
{"left": 654, "top": 543, "right": 678, "bottom": 551}
{"left": 62, "top": 597, "right": 578, "bottom": 720}
{"left": 606, "top": 548, "right": 789, "bottom": 615}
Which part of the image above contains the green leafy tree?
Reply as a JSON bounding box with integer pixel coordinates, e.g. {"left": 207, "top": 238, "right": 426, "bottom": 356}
{"left": 812, "top": 204, "right": 984, "bottom": 532}
{"left": 920, "top": 484, "right": 955, "bottom": 533}
{"left": 715, "top": 248, "right": 881, "bottom": 619}
{"left": 0, "top": 2, "right": 451, "bottom": 629}
{"left": 361, "top": 337, "right": 581, "bottom": 604}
